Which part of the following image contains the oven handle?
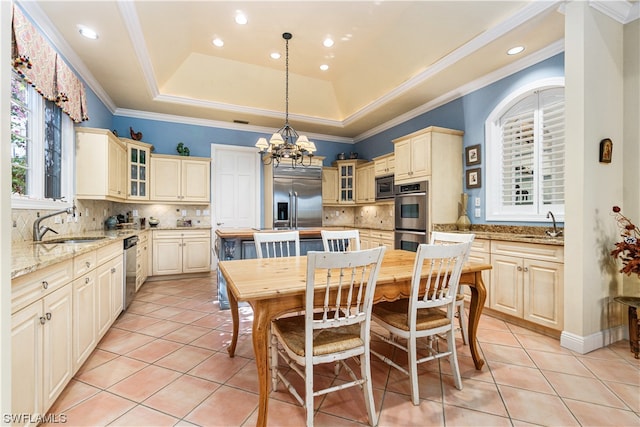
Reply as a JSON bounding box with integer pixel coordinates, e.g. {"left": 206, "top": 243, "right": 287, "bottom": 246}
{"left": 395, "top": 192, "right": 427, "bottom": 197}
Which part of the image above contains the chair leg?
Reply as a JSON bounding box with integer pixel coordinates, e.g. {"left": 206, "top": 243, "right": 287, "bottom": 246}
{"left": 407, "top": 336, "right": 420, "bottom": 406}
{"left": 360, "top": 351, "right": 378, "bottom": 426}
{"left": 305, "top": 362, "right": 314, "bottom": 427}
{"left": 447, "top": 329, "right": 463, "bottom": 390}
{"left": 458, "top": 302, "right": 469, "bottom": 345}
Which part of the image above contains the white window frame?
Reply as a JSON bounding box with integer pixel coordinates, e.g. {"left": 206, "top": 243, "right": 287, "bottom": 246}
{"left": 11, "top": 73, "right": 75, "bottom": 210}
{"left": 485, "top": 77, "right": 565, "bottom": 222}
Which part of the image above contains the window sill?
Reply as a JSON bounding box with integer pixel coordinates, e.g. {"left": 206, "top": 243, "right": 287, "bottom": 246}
{"left": 11, "top": 196, "right": 73, "bottom": 210}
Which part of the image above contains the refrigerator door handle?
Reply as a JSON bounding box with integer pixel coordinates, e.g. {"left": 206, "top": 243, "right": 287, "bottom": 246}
{"left": 293, "top": 191, "right": 299, "bottom": 229}
{"left": 288, "top": 191, "right": 294, "bottom": 229}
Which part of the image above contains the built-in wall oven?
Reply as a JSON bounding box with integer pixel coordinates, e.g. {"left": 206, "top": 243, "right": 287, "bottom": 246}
{"left": 394, "top": 181, "right": 428, "bottom": 252}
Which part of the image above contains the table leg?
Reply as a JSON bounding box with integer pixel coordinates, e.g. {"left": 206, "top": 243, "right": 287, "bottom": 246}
{"left": 467, "top": 271, "right": 486, "bottom": 370}
{"left": 227, "top": 289, "right": 239, "bottom": 357}
{"left": 628, "top": 306, "right": 639, "bottom": 359}
{"left": 251, "top": 301, "right": 270, "bottom": 427}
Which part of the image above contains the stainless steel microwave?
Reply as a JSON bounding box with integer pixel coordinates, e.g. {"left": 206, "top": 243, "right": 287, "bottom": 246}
{"left": 375, "top": 175, "right": 394, "bottom": 200}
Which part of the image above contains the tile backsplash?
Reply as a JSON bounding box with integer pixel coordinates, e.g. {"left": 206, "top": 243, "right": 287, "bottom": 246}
{"left": 322, "top": 204, "right": 394, "bottom": 230}
{"left": 12, "top": 200, "right": 211, "bottom": 242}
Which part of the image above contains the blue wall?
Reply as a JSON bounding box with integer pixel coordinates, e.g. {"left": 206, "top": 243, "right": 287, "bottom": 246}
{"left": 111, "top": 116, "right": 353, "bottom": 164}
{"left": 355, "top": 53, "right": 565, "bottom": 224}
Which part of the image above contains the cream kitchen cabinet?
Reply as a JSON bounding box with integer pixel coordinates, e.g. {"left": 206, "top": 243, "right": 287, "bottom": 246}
{"left": 361, "top": 229, "right": 394, "bottom": 249}
{"left": 95, "top": 243, "right": 124, "bottom": 338}
{"left": 490, "top": 240, "right": 564, "bottom": 331}
{"left": 322, "top": 167, "right": 339, "bottom": 204}
{"left": 394, "top": 126, "right": 463, "bottom": 227}
{"left": 464, "top": 238, "right": 491, "bottom": 307}
{"left": 393, "top": 126, "right": 463, "bottom": 185}
{"left": 75, "top": 127, "right": 127, "bottom": 201}
{"left": 334, "top": 159, "right": 366, "bottom": 204}
{"left": 152, "top": 229, "right": 211, "bottom": 275}
{"left": 12, "top": 260, "right": 74, "bottom": 426}
{"left": 373, "top": 153, "right": 395, "bottom": 177}
{"left": 355, "top": 162, "right": 375, "bottom": 204}
{"left": 150, "top": 154, "right": 211, "bottom": 203}
{"left": 72, "top": 269, "right": 97, "bottom": 371}
{"left": 123, "top": 138, "right": 153, "bottom": 201}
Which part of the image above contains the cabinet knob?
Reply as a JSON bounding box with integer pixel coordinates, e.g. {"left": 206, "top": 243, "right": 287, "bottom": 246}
{"left": 45, "top": 312, "right": 52, "bottom": 321}
{"left": 39, "top": 316, "right": 46, "bottom": 325}
{"left": 42, "top": 280, "right": 49, "bottom": 289}
{"left": 523, "top": 267, "right": 529, "bottom": 272}
{"left": 111, "top": 267, "right": 116, "bottom": 273}
{"left": 85, "top": 277, "right": 90, "bottom": 284}
{"left": 86, "top": 261, "right": 91, "bottom": 268}
{"left": 517, "top": 266, "right": 523, "bottom": 271}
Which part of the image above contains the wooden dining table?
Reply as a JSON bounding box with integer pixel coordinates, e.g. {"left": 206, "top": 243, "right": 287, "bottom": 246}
{"left": 219, "top": 249, "right": 491, "bottom": 427}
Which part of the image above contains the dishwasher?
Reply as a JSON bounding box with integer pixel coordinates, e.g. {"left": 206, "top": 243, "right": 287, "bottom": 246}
{"left": 123, "top": 235, "right": 139, "bottom": 310}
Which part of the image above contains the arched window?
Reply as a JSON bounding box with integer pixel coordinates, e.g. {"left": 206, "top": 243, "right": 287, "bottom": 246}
{"left": 485, "top": 78, "right": 565, "bottom": 222}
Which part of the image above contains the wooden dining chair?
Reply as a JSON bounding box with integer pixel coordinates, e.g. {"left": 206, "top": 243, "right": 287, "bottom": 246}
{"left": 254, "top": 230, "right": 300, "bottom": 258}
{"left": 321, "top": 229, "right": 361, "bottom": 252}
{"left": 270, "top": 247, "right": 386, "bottom": 427}
{"left": 370, "top": 242, "right": 470, "bottom": 405}
{"left": 430, "top": 231, "right": 475, "bottom": 344}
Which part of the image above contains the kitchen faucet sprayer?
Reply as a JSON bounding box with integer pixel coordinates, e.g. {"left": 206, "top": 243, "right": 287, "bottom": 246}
{"left": 32, "top": 201, "right": 77, "bottom": 241}
{"left": 545, "top": 211, "right": 562, "bottom": 238}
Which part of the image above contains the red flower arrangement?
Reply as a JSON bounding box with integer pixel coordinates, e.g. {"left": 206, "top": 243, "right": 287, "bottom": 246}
{"left": 611, "top": 206, "right": 640, "bottom": 277}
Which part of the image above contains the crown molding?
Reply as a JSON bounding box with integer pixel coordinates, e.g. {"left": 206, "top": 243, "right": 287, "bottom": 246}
{"left": 113, "top": 108, "right": 355, "bottom": 145}
{"left": 16, "top": 0, "right": 117, "bottom": 113}
{"left": 590, "top": 0, "right": 640, "bottom": 24}
{"left": 355, "top": 40, "right": 565, "bottom": 142}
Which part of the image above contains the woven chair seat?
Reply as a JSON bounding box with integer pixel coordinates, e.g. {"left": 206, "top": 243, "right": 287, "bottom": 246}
{"left": 273, "top": 315, "right": 362, "bottom": 356}
{"left": 373, "top": 300, "right": 448, "bottom": 331}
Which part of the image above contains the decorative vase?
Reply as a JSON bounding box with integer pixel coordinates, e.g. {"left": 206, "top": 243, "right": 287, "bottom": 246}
{"left": 456, "top": 193, "right": 472, "bottom": 231}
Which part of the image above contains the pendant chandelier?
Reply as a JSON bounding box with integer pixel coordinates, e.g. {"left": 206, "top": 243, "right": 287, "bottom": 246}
{"left": 255, "top": 32, "right": 316, "bottom": 167}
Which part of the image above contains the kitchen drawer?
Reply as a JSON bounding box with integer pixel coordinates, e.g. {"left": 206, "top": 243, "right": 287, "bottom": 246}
{"left": 153, "top": 229, "right": 211, "bottom": 239}
{"left": 12, "top": 259, "right": 73, "bottom": 314}
{"left": 490, "top": 241, "right": 563, "bottom": 263}
{"left": 471, "top": 238, "right": 490, "bottom": 253}
{"left": 96, "top": 241, "right": 123, "bottom": 265}
{"left": 73, "top": 250, "right": 97, "bottom": 278}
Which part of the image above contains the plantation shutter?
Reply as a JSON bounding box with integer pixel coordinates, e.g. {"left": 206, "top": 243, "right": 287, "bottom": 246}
{"left": 539, "top": 89, "right": 565, "bottom": 206}
{"left": 498, "top": 88, "right": 564, "bottom": 210}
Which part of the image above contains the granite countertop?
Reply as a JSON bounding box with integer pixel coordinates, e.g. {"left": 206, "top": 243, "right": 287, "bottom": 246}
{"left": 11, "top": 229, "right": 145, "bottom": 280}
{"left": 148, "top": 225, "right": 212, "bottom": 231}
{"left": 467, "top": 231, "right": 564, "bottom": 246}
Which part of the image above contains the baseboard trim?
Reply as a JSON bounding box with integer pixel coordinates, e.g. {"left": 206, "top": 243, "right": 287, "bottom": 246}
{"left": 560, "top": 325, "right": 626, "bottom": 354}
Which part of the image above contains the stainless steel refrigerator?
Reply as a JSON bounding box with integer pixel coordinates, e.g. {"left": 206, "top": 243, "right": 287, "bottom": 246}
{"left": 272, "top": 166, "right": 322, "bottom": 229}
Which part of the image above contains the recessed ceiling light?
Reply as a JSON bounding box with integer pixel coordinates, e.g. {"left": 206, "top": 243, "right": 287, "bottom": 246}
{"left": 235, "top": 12, "right": 247, "bottom": 25}
{"left": 270, "top": 52, "right": 281, "bottom": 60}
{"left": 78, "top": 25, "right": 98, "bottom": 40}
{"left": 507, "top": 46, "right": 525, "bottom": 55}
{"left": 212, "top": 38, "right": 224, "bottom": 47}
{"left": 320, "top": 64, "right": 329, "bottom": 71}
{"left": 323, "top": 37, "right": 334, "bottom": 48}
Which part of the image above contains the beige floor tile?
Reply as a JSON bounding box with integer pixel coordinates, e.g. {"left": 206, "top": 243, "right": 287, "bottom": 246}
{"left": 75, "top": 356, "right": 147, "bottom": 389}
{"left": 107, "top": 364, "right": 181, "bottom": 402}
{"left": 477, "top": 329, "right": 523, "bottom": 347}
{"left": 46, "top": 379, "right": 100, "bottom": 414}
{"left": 481, "top": 342, "right": 536, "bottom": 367}
{"left": 499, "top": 385, "right": 580, "bottom": 426}
{"left": 184, "top": 385, "right": 258, "bottom": 426}
{"left": 124, "top": 338, "right": 183, "bottom": 363}
{"left": 75, "top": 348, "right": 119, "bottom": 375}
{"left": 442, "top": 377, "right": 508, "bottom": 417}
{"left": 443, "top": 404, "right": 513, "bottom": 426}
{"left": 136, "top": 319, "right": 185, "bottom": 337}
{"left": 527, "top": 348, "right": 594, "bottom": 377}
{"left": 563, "top": 398, "right": 640, "bottom": 426}
{"left": 543, "top": 370, "right": 628, "bottom": 408}
{"left": 46, "top": 391, "right": 136, "bottom": 426}
{"left": 112, "top": 313, "right": 161, "bottom": 332}
{"left": 377, "top": 390, "right": 445, "bottom": 426}
{"left": 187, "top": 352, "right": 250, "bottom": 383}
{"left": 514, "top": 333, "right": 573, "bottom": 354}
{"left": 96, "top": 330, "right": 155, "bottom": 354}
{"left": 604, "top": 379, "right": 640, "bottom": 412}
{"left": 161, "top": 324, "right": 210, "bottom": 344}
{"left": 108, "top": 404, "right": 179, "bottom": 426}
{"left": 143, "top": 374, "right": 219, "bottom": 418}
{"left": 489, "top": 361, "right": 555, "bottom": 393}
{"left": 154, "top": 344, "right": 215, "bottom": 372}
{"left": 578, "top": 356, "right": 640, "bottom": 385}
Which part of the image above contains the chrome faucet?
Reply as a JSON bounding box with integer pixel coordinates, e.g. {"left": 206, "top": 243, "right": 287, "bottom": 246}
{"left": 545, "top": 211, "right": 563, "bottom": 238}
{"left": 33, "top": 202, "right": 76, "bottom": 241}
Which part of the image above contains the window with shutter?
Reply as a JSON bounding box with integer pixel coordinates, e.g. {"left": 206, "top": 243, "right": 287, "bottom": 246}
{"left": 486, "top": 79, "right": 565, "bottom": 222}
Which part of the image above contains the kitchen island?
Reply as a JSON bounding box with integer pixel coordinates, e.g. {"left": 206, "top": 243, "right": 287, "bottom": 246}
{"left": 215, "top": 228, "right": 332, "bottom": 309}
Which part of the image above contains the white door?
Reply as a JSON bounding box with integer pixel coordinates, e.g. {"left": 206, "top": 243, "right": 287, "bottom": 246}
{"left": 211, "top": 144, "right": 260, "bottom": 266}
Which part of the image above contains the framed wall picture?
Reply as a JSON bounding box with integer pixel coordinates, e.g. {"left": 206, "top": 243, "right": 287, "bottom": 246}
{"left": 466, "top": 168, "right": 481, "bottom": 189}
{"left": 599, "top": 138, "right": 612, "bottom": 163}
{"left": 465, "top": 144, "right": 481, "bottom": 166}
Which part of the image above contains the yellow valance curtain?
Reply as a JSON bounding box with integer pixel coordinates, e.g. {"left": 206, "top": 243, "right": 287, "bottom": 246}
{"left": 11, "top": 5, "right": 89, "bottom": 123}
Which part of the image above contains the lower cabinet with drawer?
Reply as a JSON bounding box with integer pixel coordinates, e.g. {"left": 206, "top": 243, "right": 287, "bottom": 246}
{"left": 360, "top": 229, "right": 394, "bottom": 249}
{"left": 490, "top": 240, "right": 564, "bottom": 331}
{"left": 152, "top": 229, "right": 211, "bottom": 276}
{"left": 11, "top": 260, "right": 74, "bottom": 426}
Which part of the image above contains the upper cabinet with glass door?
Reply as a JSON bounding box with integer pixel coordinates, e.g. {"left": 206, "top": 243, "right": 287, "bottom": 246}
{"left": 121, "top": 138, "right": 153, "bottom": 201}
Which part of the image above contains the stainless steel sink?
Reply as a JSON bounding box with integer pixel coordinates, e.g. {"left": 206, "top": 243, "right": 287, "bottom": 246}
{"left": 39, "top": 236, "right": 106, "bottom": 244}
